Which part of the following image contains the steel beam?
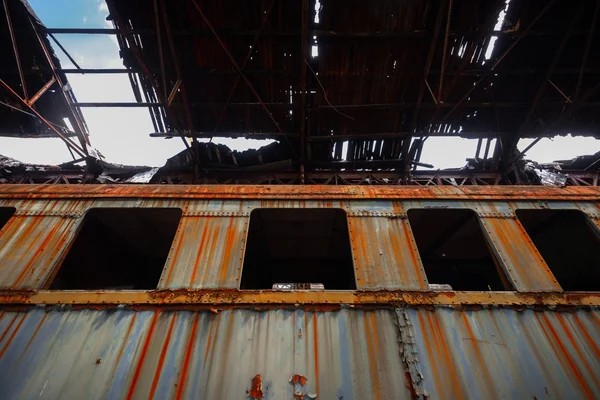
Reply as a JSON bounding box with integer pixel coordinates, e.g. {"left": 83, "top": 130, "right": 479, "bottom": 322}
{"left": 3, "top": 0, "right": 27, "bottom": 99}
{"left": 0, "top": 79, "right": 87, "bottom": 157}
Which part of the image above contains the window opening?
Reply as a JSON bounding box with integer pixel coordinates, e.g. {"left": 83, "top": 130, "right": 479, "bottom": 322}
{"left": 49, "top": 208, "right": 182, "bottom": 290}
{"left": 407, "top": 208, "right": 510, "bottom": 291}
{"left": 516, "top": 209, "right": 600, "bottom": 291}
{"left": 240, "top": 209, "right": 356, "bottom": 290}
{"left": 0, "top": 207, "right": 16, "bottom": 232}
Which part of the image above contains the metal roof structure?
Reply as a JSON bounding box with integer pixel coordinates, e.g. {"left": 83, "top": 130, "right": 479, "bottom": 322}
{"left": 1, "top": 0, "right": 599, "bottom": 185}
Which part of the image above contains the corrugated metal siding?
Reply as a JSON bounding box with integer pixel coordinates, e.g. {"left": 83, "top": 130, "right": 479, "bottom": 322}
{"left": 349, "top": 216, "right": 428, "bottom": 290}
{"left": 479, "top": 217, "right": 561, "bottom": 292}
{"left": 0, "top": 308, "right": 412, "bottom": 400}
{"left": 408, "top": 308, "right": 600, "bottom": 399}
{"left": 158, "top": 216, "right": 246, "bottom": 289}
{"left": 0, "top": 307, "right": 598, "bottom": 399}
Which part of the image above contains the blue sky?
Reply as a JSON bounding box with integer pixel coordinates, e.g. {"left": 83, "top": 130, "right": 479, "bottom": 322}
{"left": 0, "top": 0, "right": 598, "bottom": 168}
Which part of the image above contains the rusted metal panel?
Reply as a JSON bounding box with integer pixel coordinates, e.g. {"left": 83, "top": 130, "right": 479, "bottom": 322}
{"left": 0, "top": 184, "right": 599, "bottom": 201}
{"left": 0, "top": 307, "right": 598, "bottom": 399}
{"left": 0, "top": 308, "right": 413, "bottom": 400}
{"left": 158, "top": 216, "right": 246, "bottom": 289}
{"left": 408, "top": 308, "right": 600, "bottom": 399}
{"left": 348, "top": 216, "right": 428, "bottom": 290}
{"left": 0, "top": 214, "right": 80, "bottom": 289}
{"left": 479, "top": 217, "right": 562, "bottom": 292}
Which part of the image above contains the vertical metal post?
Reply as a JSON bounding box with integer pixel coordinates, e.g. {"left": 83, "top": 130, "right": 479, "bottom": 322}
{"left": 300, "top": 0, "right": 308, "bottom": 184}
{"left": 3, "top": 0, "right": 28, "bottom": 99}
{"left": 30, "top": 17, "right": 90, "bottom": 152}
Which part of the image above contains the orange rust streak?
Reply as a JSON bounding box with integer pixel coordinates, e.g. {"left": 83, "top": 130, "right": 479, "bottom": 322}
{"left": 351, "top": 219, "right": 369, "bottom": 285}
{"left": 18, "top": 313, "right": 48, "bottom": 362}
{"left": 190, "top": 222, "right": 211, "bottom": 285}
{"left": 114, "top": 314, "right": 137, "bottom": 368}
{"left": 0, "top": 314, "right": 26, "bottom": 359}
{"left": 555, "top": 314, "right": 600, "bottom": 389}
{"left": 203, "top": 317, "right": 216, "bottom": 366}
{"left": 149, "top": 314, "right": 177, "bottom": 399}
{"left": 387, "top": 221, "right": 405, "bottom": 282}
{"left": 0, "top": 314, "right": 19, "bottom": 345}
{"left": 312, "top": 312, "right": 319, "bottom": 395}
{"left": 363, "top": 313, "right": 381, "bottom": 400}
{"left": 175, "top": 313, "right": 199, "bottom": 400}
{"left": 430, "top": 313, "right": 463, "bottom": 399}
{"left": 9, "top": 217, "right": 45, "bottom": 284}
{"left": 537, "top": 314, "right": 594, "bottom": 400}
{"left": 460, "top": 313, "right": 493, "bottom": 396}
{"left": 219, "top": 217, "right": 237, "bottom": 284}
{"left": 205, "top": 223, "right": 221, "bottom": 281}
{"left": 14, "top": 220, "right": 64, "bottom": 287}
{"left": 163, "top": 221, "right": 187, "bottom": 286}
{"left": 126, "top": 312, "right": 160, "bottom": 400}
{"left": 401, "top": 221, "right": 426, "bottom": 285}
{"left": 418, "top": 313, "right": 444, "bottom": 398}
{"left": 572, "top": 315, "right": 600, "bottom": 359}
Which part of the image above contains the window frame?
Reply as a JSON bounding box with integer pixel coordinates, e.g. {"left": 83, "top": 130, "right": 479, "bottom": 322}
{"left": 239, "top": 207, "right": 358, "bottom": 291}
{"left": 514, "top": 208, "right": 600, "bottom": 292}
{"left": 43, "top": 206, "right": 184, "bottom": 291}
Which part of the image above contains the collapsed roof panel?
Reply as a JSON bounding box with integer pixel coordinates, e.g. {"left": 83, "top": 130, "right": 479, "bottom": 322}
{"left": 0, "top": 0, "right": 88, "bottom": 145}
{"left": 101, "top": 0, "right": 599, "bottom": 178}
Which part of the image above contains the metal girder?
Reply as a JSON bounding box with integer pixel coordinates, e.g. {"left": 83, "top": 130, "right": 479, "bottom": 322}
{"left": 0, "top": 79, "right": 87, "bottom": 157}
{"left": 211, "top": 0, "right": 277, "bottom": 136}
{"left": 3, "top": 0, "right": 27, "bottom": 99}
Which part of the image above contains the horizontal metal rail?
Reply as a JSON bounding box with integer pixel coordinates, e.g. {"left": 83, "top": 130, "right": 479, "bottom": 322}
{"left": 0, "top": 290, "right": 598, "bottom": 307}
{"left": 0, "top": 184, "right": 599, "bottom": 200}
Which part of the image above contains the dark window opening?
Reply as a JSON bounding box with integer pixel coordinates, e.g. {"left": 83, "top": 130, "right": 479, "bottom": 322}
{"left": 240, "top": 209, "right": 356, "bottom": 290}
{"left": 0, "top": 207, "right": 16, "bottom": 232}
{"left": 49, "top": 208, "right": 182, "bottom": 290}
{"left": 407, "top": 209, "right": 510, "bottom": 291}
{"left": 516, "top": 209, "right": 600, "bottom": 291}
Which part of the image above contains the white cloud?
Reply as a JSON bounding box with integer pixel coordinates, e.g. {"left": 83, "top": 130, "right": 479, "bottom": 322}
{"left": 98, "top": 2, "right": 108, "bottom": 12}
{"left": 82, "top": 16, "right": 87, "bottom": 24}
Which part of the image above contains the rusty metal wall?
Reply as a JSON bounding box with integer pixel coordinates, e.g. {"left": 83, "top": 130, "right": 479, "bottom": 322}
{"left": 408, "top": 308, "right": 600, "bottom": 399}
{"left": 0, "top": 307, "right": 598, "bottom": 399}
{"left": 0, "top": 196, "right": 599, "bottom": 291}
{"left": 0, "top": 307, "right": 413, "bottom": 400}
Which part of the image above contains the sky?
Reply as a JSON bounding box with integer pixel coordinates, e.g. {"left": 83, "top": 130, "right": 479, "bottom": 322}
{"left": 0, "top": 0, "right": 598, "bottom": 169}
